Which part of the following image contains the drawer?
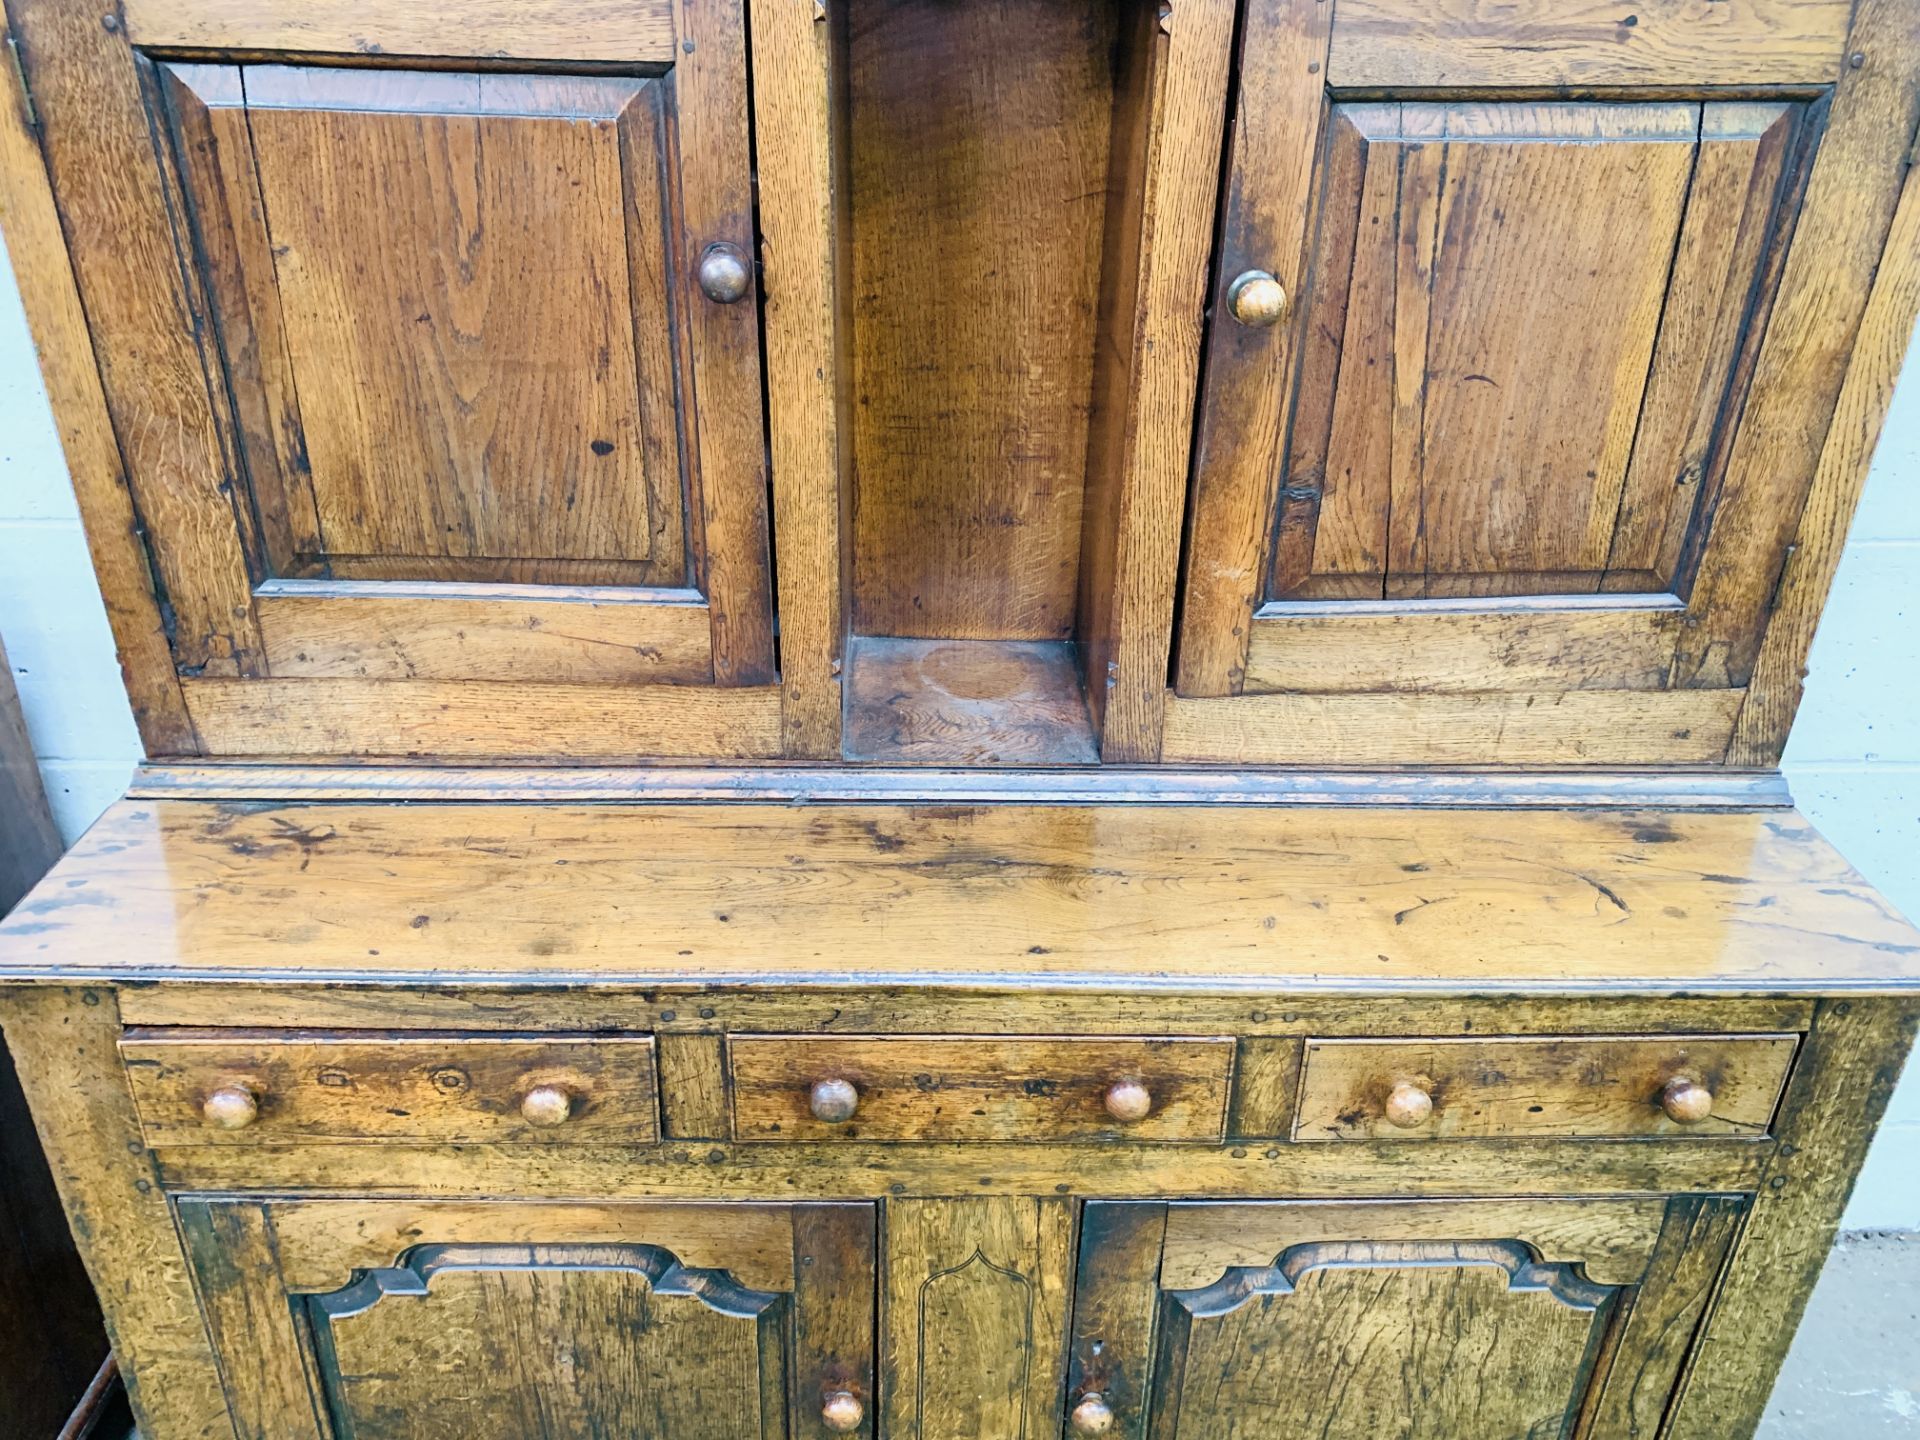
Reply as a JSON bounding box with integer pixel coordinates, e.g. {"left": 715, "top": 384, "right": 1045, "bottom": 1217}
{"left": 729, "top": 1036, "right": 1234, "bottom": 1142}
{"left": 1294, "top": 1033, "right": 1798, "bottom": 1142}
{"left": 120, "top": 1031, "right": 659, "bottom": 1145}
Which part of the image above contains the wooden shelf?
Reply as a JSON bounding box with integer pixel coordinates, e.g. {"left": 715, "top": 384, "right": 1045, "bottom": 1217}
{"left": 842, "top": 637, "right": 1098, "bottom": 765}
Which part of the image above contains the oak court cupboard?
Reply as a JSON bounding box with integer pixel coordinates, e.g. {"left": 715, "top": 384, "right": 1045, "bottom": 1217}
{"left": 2, "top": 0, "right": 1919, "bottom": 1435}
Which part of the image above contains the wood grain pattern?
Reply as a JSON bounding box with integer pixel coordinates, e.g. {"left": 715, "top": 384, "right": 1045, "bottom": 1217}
{"left": 1732, "top": 112, "right": 1920, "bottom": 764}
{"left": 1161, "top": 688, "right": 1743, "bottom": 766}
{"left": 180, "top": 678, "right": 784, "bottom": 758}
{"left": 0, "top": 989, "right": 231, "bottom": 1438}
{"left": 1158, "top": 1197, "right": 1668, "bottom": 1289}
{"left": 1666, "top": 999, "right": 1920, "bottom": 1438}
{"left": 750, "top": 0, "right": 849, "bottom": 757}
{"left": 1078, "top": 0, "right": 1238, "bottom": 758}
{"left": 1176, "top": 0, "right": 1334, "bottom": 694}
{"left": 1327, "top": 0, "right": 1852, "bottom": 87}
{"left": 9, "top": 0, "right": 262, "bottom": 678}
{"left": 1292, "top": 1033, "right": 1797, "bottom": 1141}
{"left": 840, "top": 637, "right": 1097, "bottom": 765}
{"left": 6, "top": 802, "right": 1916, "bottom": 993}
{"left": 849, "top": 0, "right": 1116, "bottom": 640}
{"left": 729, "top": 1036, "right": 1233, "bottom": 1142}
{"left": 882, "top": 1197, "right": 1072, "bottom": 1440}
{"left": 255, "top": 585, "right": 711, "bottom": 685}
{"left": 0, "top": 11, "right": 191, "bottom": 751}
{"left": 120, "top": 1032, "right": 660, "bottom": 1146}
{"left": 0, "top": 637, "right": 61, "bottom": 915}
{"left": 1243, "top": 602, "right": 1685, "bottom": 694}
{"left": 123, "top": 0, "right": 677, "bottom": 62}
{"left": 1674, "top": 0, "right": 1920, "bottom": 689}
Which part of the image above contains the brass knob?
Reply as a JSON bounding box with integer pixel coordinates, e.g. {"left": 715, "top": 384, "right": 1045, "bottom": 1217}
{"left": 697, "top": 242, "right": 752, "bottom": 304}
{"left": 1071, "top": 1393, "right": 1115, "bottom": 1435}
{"left": 1227, "top": 269, "right": 1287, "bottom": 328}
{"left": 821, "top": 1390, "right": 864, "bottom": 1432}
{"left": 1103, "top": 1080, "right": 1153, "bottom": 1124}
{"left": 520, "top": 1084, "right": 575, "bottom": 1128}
{"left": 202, "top": 1085, "right": 258, "bottom": 1130}
{"left": 810, "top": 1078, "right": 859, "bottom": 1124}
{"left": 1383, "top": 1081, "right": 1434, "bottom": 1130}
{"left": 1660, "top": 1076, "right": 1715, "bottom": 1126}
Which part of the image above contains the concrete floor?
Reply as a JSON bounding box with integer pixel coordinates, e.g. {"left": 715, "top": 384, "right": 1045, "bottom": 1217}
{"left": 1760, "top": 1231, "right": 1920, "bottom": 1436}
{"left": 117, "top": 1232, "right": 1918, "bottom": 1439}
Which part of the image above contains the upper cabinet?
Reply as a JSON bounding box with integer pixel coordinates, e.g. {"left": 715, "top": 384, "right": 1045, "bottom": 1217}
{"left": 6, "top": 0, "right": 1917, "bottom": 769}
{"left": 1171, "top": 0, "right": 1920, "bottom": 769}
{"left": 7, "top": 0, "right": 781, "bottom": 759}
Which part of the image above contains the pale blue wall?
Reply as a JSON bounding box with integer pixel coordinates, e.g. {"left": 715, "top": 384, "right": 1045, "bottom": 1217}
{"left": 3, "top": 235, "right": 1918, "bottom": 1225}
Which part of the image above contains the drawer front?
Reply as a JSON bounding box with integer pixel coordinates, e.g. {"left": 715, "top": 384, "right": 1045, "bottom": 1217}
{"left": 121, "top": 1032, "right": 659, "bottom": 1145}
{"left": 1294, "top": 1033, "right": 1798, "bottom": 1141}
{"left": 729, "top": 1036, "right": 1235, "bottom": 1142}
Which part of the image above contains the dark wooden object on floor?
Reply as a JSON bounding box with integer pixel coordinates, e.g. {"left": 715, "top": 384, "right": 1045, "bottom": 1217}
{"left": 0, "top": 636, "right": 110, "bottom": 1436}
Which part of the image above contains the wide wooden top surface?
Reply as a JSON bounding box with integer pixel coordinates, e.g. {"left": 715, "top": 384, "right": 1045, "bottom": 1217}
{"left": 0, "top": 801, "right": 1915, "bottom": 993}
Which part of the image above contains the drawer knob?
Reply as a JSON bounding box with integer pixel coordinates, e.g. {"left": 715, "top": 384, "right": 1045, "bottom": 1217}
{"left": 810, "top": 1078, "right": 860, "bottom": 1125}
{"left": 1103, "top": 1080, "right": 1153, "bottom": 1124}
{"left": 1227, "top": 269, "right": 1287, "bottom": 328}
{"left": 698, "top": 242, "right": 753, "bottom": 304}
{"left": 202, "top": 1085, "right": 259, "bottom": 1130}
{"left": 1384, "top": 1081, "right": 1434, "bottom": 1130}
{"left": 520, "top": 1085, "right": 575, "bottom": 1128}
{"left": 821, "top": 1390, "right": 864, "bottom": 1432}
{"left": 1071, "top": 1393, "right": 1115, "bottom": 1435}
{"left": 1660, "top": 1076, "right": 1715, "bottom": 1126}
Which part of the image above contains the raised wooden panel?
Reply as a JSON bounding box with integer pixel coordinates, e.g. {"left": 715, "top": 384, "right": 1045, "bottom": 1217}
{"left": 1067, "top": 1196, "right": 1746, "bottom": 1440}
{"left": 179, "top": 1199, "right": 875, "bottom": 1440}
{"left": 1327, "top": 0, "right": 1853, "bottom": 88}
{"left": 1275, "top": 101, "right": 1796, "bottom": 604}
{"left": 882, "top": 1198, "right": 1072, "bottom": 1440}
{"left": 162, "top": 65, "right": 687, "bottom": 589}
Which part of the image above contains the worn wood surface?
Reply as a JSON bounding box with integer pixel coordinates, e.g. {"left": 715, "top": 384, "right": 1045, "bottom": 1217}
{"left": 750, "top": 0, "right": 848, "bottom": 758}
{"left": 1326, "top": 0, "right": 1852, "bottom": 87}
{"left": 1161, "top": 688, "right": 1744, "bottom": 767}
{"left": 882, "top": 1197, "right": 1072, "bottom": 1440}
{"left": 0, "top": 13, "right": 190, "bottom": 752}
{"left": 848, "top": 0, "right": 1114, "bottom": 641}
{"left": 121, "top": 1032, "right": 659, "bottom": 1146}
{"left": 0, "top": 989, "right": 230, "bottom": 1438}
{"left": 5, "top": 802, "right": 1915, "bottom": 991}
{"left": 840, "top": 637, "right": 1097, "bottom": 765}
{"left": 1292, "top": 1033, "right": 1797, "bottom": 1141}
{"left": 122, "top": 0, "right": 677, "bottom": 61}
{"left": 730, "top": 1036, "right": 1233, "bottom": 1142}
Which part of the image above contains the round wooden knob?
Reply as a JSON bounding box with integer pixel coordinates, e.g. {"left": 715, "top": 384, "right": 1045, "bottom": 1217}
{"left": 697, "top": 242, "right": 752, "bottom": 303}
{"left": 1383, "top": 1081, "right": 1434, "bottom": 1130}
{"left": 519, "top": 1085, "right": 575, "bottom": 1128}
{"left": 821, "top": 1390, "right": 864, "bottom": 1432}
{"left": 1660, "top": 1076, "right": 1715, "bottom": 1126}
{"left": 1227, "top": 269, "right": 1287, "bottom": 327}
{"left": 810, "top": 1078, "right": 859, "bottom": 1124}
{"left": 1103, "top": 1080, "right": 1153, "bottom": 1124}
{"left": 202, "top": 1085, "right": 258, "bottom": 1130}
{"left": 1071, "top": 1393, "right": 1115, "bottom": 1435}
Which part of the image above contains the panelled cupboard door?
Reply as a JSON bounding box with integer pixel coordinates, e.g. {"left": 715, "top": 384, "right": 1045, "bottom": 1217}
{"left": 1171, "top": 0, "right": 1920, "bottom": 768}
{"left": 176, "top": 1197, "right": 876, "bottom": 1439}
{"left": 8, "top": 0, "right": 780, "bottom": 760}
{"left": 1064, "top": 1197, "right": 1746, "bottom": 1440}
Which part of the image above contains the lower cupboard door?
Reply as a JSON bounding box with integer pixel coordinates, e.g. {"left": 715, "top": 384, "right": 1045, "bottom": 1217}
{"left": 176, "top": 1197, "right": 876, "bottom": 1440}
{"left": 1064, "top": 1196, "right": 1746, "bottom": 1440}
